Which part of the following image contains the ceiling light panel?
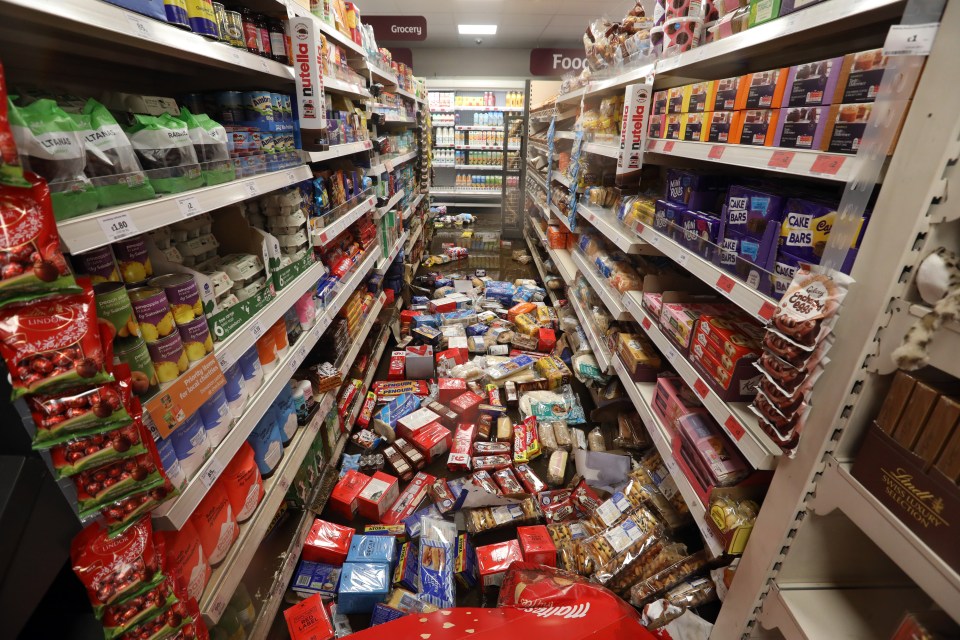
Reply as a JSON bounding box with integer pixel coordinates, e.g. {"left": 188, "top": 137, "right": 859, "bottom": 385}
{"left": 457, "top": 24, "right": 498, "bottom": 34}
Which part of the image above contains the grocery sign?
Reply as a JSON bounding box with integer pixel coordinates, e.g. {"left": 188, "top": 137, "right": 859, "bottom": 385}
{"left": 530, "top": 48, "right": 588, "bottom": 76}
{"left": 365, "top": 15, "right": 427, "bottom": 41}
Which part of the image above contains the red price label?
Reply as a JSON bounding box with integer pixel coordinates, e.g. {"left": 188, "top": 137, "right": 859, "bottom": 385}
{"left": 648, "top": 140, "right": 659, "bottom": 151}
{"left": 708, "top": 145, "right": 725, "bottom": 159}
{"left": 636, "top": 222, "right": 645, "bottom": 234}
{"left": 724, "top": 416, "right": 746, "bottom": 441}
{"left": 810, "top": 154, "right": 846, "bottom": 176}
{"left": 768, "top": 150, "right": 795, "bottom": 169}
{"left": 641, "top": 317, "right": 651, "bottom": 331}
{"left": 716, "top": 274, "right": 735, "bottom": 293}
{"left": 663, "top": 141, "right": 675, "bottom": 153}
{"left": 318, "top": 232, "right": 328, "bottom": 245}
{"left": 693, "top": 379, "right": 709, "bottom": 398}
{"left": 758, "top": 301, "right": 777, "bottom": 321}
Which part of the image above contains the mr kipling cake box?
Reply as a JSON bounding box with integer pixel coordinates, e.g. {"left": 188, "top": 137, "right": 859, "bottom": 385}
{"left": 683, "top": 82, "right": 717, "bottom": 113}
{"left": 784, "top": 56, "right": 843, "bottom": 107}
{"left": 712, "top": 76, "right": 745, "bottom": 111}
{"left": 835, "top": 48, "right": 890, "bottom": 103}
{"left": 680, "top": 113, "right": 708, "bottom": 142}
{"left": 665, "top": 114, "right": 683, "bottom": 140}
{"left": 823, "top": 102, "right": 907, "bottom": 155}
{"left": 731, "top": 109, "right": 780, "bottom": 146}
{"left": 706, "top": 111, "right": 743, "bottom": 144}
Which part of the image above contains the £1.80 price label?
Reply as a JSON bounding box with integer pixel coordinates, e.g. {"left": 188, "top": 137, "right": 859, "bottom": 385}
{"left": 98, "top": 213, "right": 140, "bottom": 242}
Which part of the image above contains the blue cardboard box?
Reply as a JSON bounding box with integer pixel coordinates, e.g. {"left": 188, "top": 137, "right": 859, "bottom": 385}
{"left": 292, "top": 560, "right": 341, "bottom": 599}
{"left": 347, "top": 535, "right": 397, "bottom": 567}
{"left": 337, "top": 562, "right": 391, "bottom": 614}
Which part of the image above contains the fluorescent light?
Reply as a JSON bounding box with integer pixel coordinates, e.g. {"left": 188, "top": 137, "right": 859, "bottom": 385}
{"left": 458, "top": 24, "right": 497, "bottom": 35}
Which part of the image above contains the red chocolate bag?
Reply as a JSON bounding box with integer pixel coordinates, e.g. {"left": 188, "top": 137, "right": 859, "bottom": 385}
{"left": 29, "top": 380, "right": 130, "bottom": 447}
{"left": 0, "top": 172, "right": 78, "bottom": 304}
{"left": 0, "top": 277, "right": 109, "bottom": 399}
{"left": 74, "top": 450, "right": 163, "bottom": 516}
{"left": 116, "top": 595, "right": 195, "bottom": 640}
{"left": 155, "top": 521, "right": 210, "bottom": 603}
{"left": 50, "top": 421, "right": 146, "bottom": 478}
{"left": 70, "top": 516, "right": 163, "bottom": 615}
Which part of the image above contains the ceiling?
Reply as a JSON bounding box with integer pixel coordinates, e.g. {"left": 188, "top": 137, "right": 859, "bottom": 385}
{"left": 357, "top": 0, "right": 645, "bottom": 48}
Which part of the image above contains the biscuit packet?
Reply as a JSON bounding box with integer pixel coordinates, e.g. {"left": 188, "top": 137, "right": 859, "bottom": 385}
{"left": 606, "top": 541, "right": 688, "bottom": 596}
{"left": 629, "top": 550, "right": 710, "bottom": 606}
{"left": 580, "top": 507, "right": 663, "bottom": 586}
{"left": 463, "top": 497, "right": 540, "bottom": 535}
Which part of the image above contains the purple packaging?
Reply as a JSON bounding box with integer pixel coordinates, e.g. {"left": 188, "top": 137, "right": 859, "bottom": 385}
{"left": 393, "top": 541, "right": 420, "bottom": 591}
{"left": 654, "top": 199, "right": 687, "bottom": 240}
{"left": 370, "top": 603, "right": 406, "bottom": 626}
{"left": 774, "top": 106, "right": 829, "bottom": 150}
{"left": 771, "top": 250, "right": 805, "bottom": 299}
{"left": 785, "top": 57, "right": 843, "bottom": 107}
{"left": 666, "top": 169, "right": 726, "bottom": 211}
{"left": 680, "top": 210, "right": 722, "bottom": 260}
{"left": 778, "top": 197, "right": 839, "bottom": 262}
{"left": 716, "top": 227, "right": 776, "bottom": 294}
{"left": 403, "top": 504, "right": 441, "bottom": 539}
{"left": 779, "top": 0, "right": 829, "bottom": 16}
{"left": 723, "top": 185, "right": 787, "bottom": 239}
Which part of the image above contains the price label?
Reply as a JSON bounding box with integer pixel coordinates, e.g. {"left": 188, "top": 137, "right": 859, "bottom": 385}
{"left": 176, "top": 195, "right": 202, "bottom": 218}
{"left": 216, "top": 350, "right": 236, "bottom": 372}
{"left": 125, "top": 13, "right": 154, "bottom": 40}
{"left": 245, "top": 181, "right": 260, "bottom": 198}
{"left": 199, "top": 457, "right": 226, "bottom": 489}
{"left": 663, "top": 141, "right": 675, "bottom": 153}
{"left": 636, "top": 222, "right": 645, "bottom": 235}
{"left": 883, "top": 22, "right": 940, "bottom": 56}
{"left": 693, "top": 379, "right": 709, "bottom": 399}
{"left": 286, "top": 171, "right": 298, "bottom": 185}
{"left": 317, "top": 232, "right": 329, "bottom": 245}
{"left": 724, "top": 415, "right": 746, "bottom": 441}
{"left": 768, "top": 150, "right": 795, "bottom": 169}
{"left": 286, "top": 0, "right": 296, "bottom": 18}
{"left": 249, "top": 319, "right": 265, "bottom": 341}
{"left": 810, "top": 154, "right": 845, "bottom": 176}
{"left": 98, "top": 212, "right": 139, "bottom": 242}
{"left": 716, "top": 274, "right": 735, "bottom": 293}
{"left": 260, "top": 59, "right": 270, "bottom": 73}
{"left": 665, "top": 346, "right": 679, "bottom": 364}
{"left": 758, "top": 301, "right": 777, "bottom": 321}
{"left": 708, "top": 145, "right": 725, "bottom": 160}
{"left": 648, "top": 139, "right": 659, "bottom": 151}
{"left": 648, "top": 234, "right": 660, "bottom": 246}
{"left": 676, "top": 252, "right": 688, "bottom": 267}
{"left": 229, "top": 50, "right": 243, "bottom": 64}
{"left": 641, "top": 317, "right": 651, "bottom": 331}
{"left": 364, "top": 140, "right": 373, "bottom": 149}
{"left": 210, "top": 594, "right": 228, "bottom": 618}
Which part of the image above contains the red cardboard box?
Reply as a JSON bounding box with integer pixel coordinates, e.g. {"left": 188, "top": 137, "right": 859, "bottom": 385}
{"left": 438, "top": 378, "right": 467, "bottom": 404}
{"left": 537, "top": 328, "right": 557, "bottom": 353}
{"left": 387, "top": 351, "right": 406, "bottom": 381}
{"left": 476, "top": 539, "right": 523, "bottom": 588}
{"left": 396, "top": 407, "right": 442, "bottom": 440}
{"left": 450, "top": 391, "right": 484, "bottom": 422}
{"left": 448, "top": 423, "right": 477, "bottom": 470}
{"left": 303, "top": 519, "right": 354, "bottom": 565}
{"left": 517, "top": 525, "right": 557, "bottom": 566}
{"left": 284, "top": 593, "right": 334, "bottom": 640}
{"left": 410, "top": 422, "right": 453, "bottom": 463}
{"left": 436, "top": 348, "right": 467, "bottom": 368}
{"left": 357, "top": 471, "right": 400, "bottom": 522}
{"left": 381, "top": 471, "right": 435, "bottom": 525}
{"left": 329, "top": 470, "right": 371, "bottom": 520}
{"left": 405, "top": 345, "right": 435, "bottom": 379}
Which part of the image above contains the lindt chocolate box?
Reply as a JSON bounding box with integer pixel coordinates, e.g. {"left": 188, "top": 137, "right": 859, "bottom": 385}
{"left": 712, "top": 76, "right": 744, "bottom": 111}
{"left": 852, "top": 423, "right": 960, "bottom": 576}
{"left": 705, "top": 110, "right": 743, "bottom": 144}
{"left": 680, "top": 112, "right": 707, "bottom": 142}
{"left": 731, "top": 108, "right": 780, "bottom": 146}
{"left": 774, "top": 106, "right": 829, "bottom": 150}
{"left": 736, "top": 68, "right": 788, "bottom": 109}
{"left": 784, "top": 56, "right": 843, "bottom": 107}
{"left": 654, "top": 198, "right": 687, "bottom": 241}
{"left": 666, "top": 169, "right": 726, "bottom": 211}
{"left": 723, "top": 184, "right": 787, "bottom": 239}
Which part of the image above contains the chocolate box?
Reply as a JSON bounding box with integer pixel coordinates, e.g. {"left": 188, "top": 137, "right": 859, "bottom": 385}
{"left": 292, "top": 560, "right": 342, "bottom": 599}
{"left": 683, "top": 82, "right": 717, "bottom": 114}
{"left": 447, "top": 422, "right": 476, "bottom": 470}
{"left": 774, "top": 106, "right": 829, "bottom": 150}
{"left": 405, "top": 345, "right": 434, "bottom": 379}
{"left": 517, "top": 525, "right": 557, "bottom": 566}
{"left": 748, "top": 0, "right": 782, "bottom": 27}
{"left": 665, "top": 114, "right": 683, "bottom": 140}
{"left": 731, "top": 108, "right": 780, "bottom": 146}
{"left": 835, "top": 48, "right": 889, "bottom": 103}
{"left": 679, "top": 210, "right": 722, "bottom": 259}
{"left": 357, "top": 471, "right": 400, "bottom": 522}
{"left": 648, "top": 114, "right": 664, "bottom": 138}
{"left": 677, "top": 411, "right": 750, "bottom": 486}
{"left": 617, "top": 333, "right": 662, "bottom": 381}
{"left": 705, "top": 110, "right": 743, "bottom": 144}
{"left": 330, "top": 470, "right": 372, "bottom": 520}
{"left": 652, "top": 90, "right": 668, "bottom": 115}
{"left": 410, "top": 422, "right": 453, "bottom": 463}
{"left": 666, "top": 169, "right": 726, "bottom": 211}
{"left": 852, "top": 423, "right": 960, "bottom": 576}
{"left": 715, "top": 227, "right": 777, "bottom": 295}
{"left": 396, "top": 407, "right": 442, "bottom": 440}
{"left": 303, "top": 519, "right": 355, "bottom": 565}
{"left": 660, "top": 302, "right": 723, "bottom": 354}
{"left": 778, "top": 197, "right": 865, "bottom": 264}
{"left": 284, "top": 593, "right": 334, "bottom": 640}
{"left": 667, "top": 87, "right": 685, "bottom": 114}
{"left": 438, "top": 377, "right": 467, "bottom": 404}
{"left": 690, "top": 333, "right": 761, "bottom": 401}
{"left": 736, "top": 68, "right": 788, "bottom": 110}
{"left": 475, "top": 539, "right": 523, "bottom": 588}
{"left": 680, "top": 112, "right": 707, "bottom": 142}
{"left": 338, "top": 562, "right": 391, "bottom": 614}
{"left": 784, "top": 56, "right": 843, "bottom": 107}
{"left": 654, "top": 198, "right": 687, "bottom": 241}
{"left": 652, "top": 376, "right": 701, "bottom": 433}
{"left": 347, "top": 535, "right": 398, "bottom": 567}
{"left": 723, "top": 184, "right": 787, "bottom": 239}
{"left": 770, "top": 250, "right": 805, "bottom": 299}
{"left": 381, "top": 471, "right": 434, "bottom": 525}
{"left": 693, "top": 314, "right": 762, "bottom": 370}
{"left": 450, "top": 391, "right": 484, "bottom": 422}
{"left": 712, "top": 76, "right": 745, "bottom": 111}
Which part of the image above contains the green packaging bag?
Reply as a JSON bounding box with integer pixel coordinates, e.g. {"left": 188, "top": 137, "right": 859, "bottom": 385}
{"left": 125, "top": 113, "right": 202, "bottom": 194}
{"left": 178, "top": 108, "right": 235, "bottom": 186}
{"left": 78, "top": 99, "right": 155, "bottom": 207}
{"left": 8, "top": 98, "right": 99, "bottom": 220}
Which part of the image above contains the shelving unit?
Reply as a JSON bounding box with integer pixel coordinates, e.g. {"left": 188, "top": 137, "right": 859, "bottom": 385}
{"left": 567, "top": 293, "right": 614, "bottom": 372}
